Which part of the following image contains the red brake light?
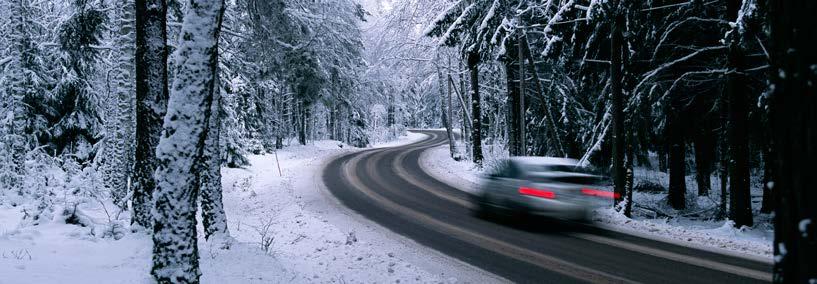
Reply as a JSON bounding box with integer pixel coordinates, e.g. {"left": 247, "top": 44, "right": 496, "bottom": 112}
{"left": 581, "top": 188, "right": 620, "bottom": 199}
{"left": 519, "top": 187, "right": 556, "bottom": 199}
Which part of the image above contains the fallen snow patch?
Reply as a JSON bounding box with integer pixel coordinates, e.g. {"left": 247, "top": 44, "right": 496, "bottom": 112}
{"left": 1, "top": 132, "right": 499, "bottom": 283}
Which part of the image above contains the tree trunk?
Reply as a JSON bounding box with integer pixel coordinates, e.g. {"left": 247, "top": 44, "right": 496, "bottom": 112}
{"left": 718, "top": 83, "right": 729, "bottom": 219}
{"left": 657, "top": 144, "right": 668, "bottom": 173}
{"left": 458, "top": 59, "right": 471, "bottom": 156}
{"left": 467, "top": 51, "right": 483, "bottom": 166}
{"left": 516, "top": 33, "right": 526, "bottom": 156}
{"left": 505, "top": 38, "right": 521, "bottom": 156}
{"left": 387, "top": 94, "right": 395, "bottom": 127}
{"left": 0, "top": 0, "right": 37, "bottom": 194}
{"left": 437, "top": 55, "right": 456, "bottom": 157}
{"left": 151, "top": 0, "right": 224, "bottom": 282}
{"left": 693, "top": 128, "right": 715, "bottom": 196}
{"left": 760, "top": 143, "right": 774, "bottom": 214}
{"left": 329, "top": 104, "right": 337, "bottom": 141}
{"left": 667, "top": 113, "right": 686, "bottom": 210}
{"left": 521, "top": 33, "right": 564, "bottom": 157}
{"left": 298, "top": 101, "right": 310, "bottom": 145}
{"left": 726, "top": 0, "right": 753, "bottom": 228}
{"left": 199, "top": 66, "right": 229, "bottom": 241}
{"left": 611, "top": 13, "right": 626, "bottom": 206}
{"left": 768, "top": 0, "right": 817, "bottom": 281}
{"left": 624, "top": 131, "right": 634, "bottom": 217}
{"left": 132, "top": 0, "right": 169, "bottom": 228}
{"left": 719, "top": 150, "right": 729, "bottom": 217}
{"left": 102, "top": 0, "right": 136, "bottom": 207}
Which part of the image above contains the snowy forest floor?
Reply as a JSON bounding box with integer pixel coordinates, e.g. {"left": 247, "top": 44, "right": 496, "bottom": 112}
{"left": 421, "top": 144, "right": 774, "bottom": 261}
{"left": 0, "top": 132, "right": 501, "bottom": 284}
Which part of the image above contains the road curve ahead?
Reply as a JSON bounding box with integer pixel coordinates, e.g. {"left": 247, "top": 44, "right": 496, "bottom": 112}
{"left": 322, "top": 130, "right": 772, "bottom": 284}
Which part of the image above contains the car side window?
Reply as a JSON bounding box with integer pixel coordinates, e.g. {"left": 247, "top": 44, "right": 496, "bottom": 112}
{"left": 487, "top": 160, "right": 510, "bottom": 178}
{"left": 504, "top": 161, "right": 520, "bottom": 178}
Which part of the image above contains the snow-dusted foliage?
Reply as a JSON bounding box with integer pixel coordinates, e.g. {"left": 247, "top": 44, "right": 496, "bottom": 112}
{"left": 0, "top": 0, "right": 812, "bottom": 281}
{"left": 52, "top": 0, "right": 106, "bottom": 161}
{"left": 0, "top": 0, "right": 51, "bottom": 192}
{"left": 415, "top": 0, "right": 776, "bottom": 224}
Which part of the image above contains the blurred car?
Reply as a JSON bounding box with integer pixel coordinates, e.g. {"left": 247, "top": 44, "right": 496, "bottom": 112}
{"left": 470, "top": 157, "right": 614, "bottom": 222}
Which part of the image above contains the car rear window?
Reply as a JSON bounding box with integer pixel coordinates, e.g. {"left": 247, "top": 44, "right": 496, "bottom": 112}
{"left": 549, "top": 175, "right": 606, "bottom": 185}
{"left": 519, "top": 164, "right": 608, "bottom": 185}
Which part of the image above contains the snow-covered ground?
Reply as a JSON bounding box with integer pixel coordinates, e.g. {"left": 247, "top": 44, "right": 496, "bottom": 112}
{"left": 420, "top": 145, "right": 774, "bottom": 261}
{"left": 0, "top": 132, "right": 501, "bottom": 284}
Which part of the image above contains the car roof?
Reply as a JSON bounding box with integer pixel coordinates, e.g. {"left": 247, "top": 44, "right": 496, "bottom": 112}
{"left": 509, "top": 156, "right": 579, "bottom": 167}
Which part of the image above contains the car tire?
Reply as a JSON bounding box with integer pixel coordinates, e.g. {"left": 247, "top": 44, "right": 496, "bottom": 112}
{"left": 470, "top": 194, "right": 493, "bottom": 219}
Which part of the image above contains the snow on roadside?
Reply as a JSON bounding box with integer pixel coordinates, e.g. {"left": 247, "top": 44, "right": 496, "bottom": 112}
{"left": 592, "top": 209, "right": 772, "bottom": 259}
{"left": 419, "top": 145, "right": 773, "bottom": 260}
{"left": 420, "top": 147, "right": 482, "bottom": 194}
{"left": 221, "top": 138, "right": 448, "bottom": 283}
{"left": 371, "top": 130, "right": 428, "bottom": 148}
{"left": 1, "top": 132, "right": 500, "bottom": 283}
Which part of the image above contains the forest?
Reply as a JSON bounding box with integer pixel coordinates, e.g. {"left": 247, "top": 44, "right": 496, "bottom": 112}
{"left": 1, "top": 0, "right": 815, "bottom": 283}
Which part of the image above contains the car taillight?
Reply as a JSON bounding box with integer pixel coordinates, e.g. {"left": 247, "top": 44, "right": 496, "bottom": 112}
{"left": 519, "top": 187, "right": 556, "bottom": 199}
{"left": 581, "top": 188, "right": 620, "bottom": 199}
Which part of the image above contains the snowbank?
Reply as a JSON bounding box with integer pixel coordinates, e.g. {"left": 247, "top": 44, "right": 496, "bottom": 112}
{"left": 419, "top": 145, "right": 774, "bottom": 261}
{"left": 371, "top": 130, "right": 428, "bottom": 148}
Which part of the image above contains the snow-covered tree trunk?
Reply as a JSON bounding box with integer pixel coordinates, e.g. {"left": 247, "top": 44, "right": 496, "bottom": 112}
{"left": 760, "top": 143, "right": 774, "bottom": 213}
{"left": 199, "top": 75, "right": 229, "bottom": 241}
{"left": 768, "top": 0, "right": 817, "bottom": 282}
{"left": 102, "top": 0, "right": 136, "bottom": 207}
{"left": 436, "top": 53, "right": 456, "bottom": 157}
{"left": 151, "top": 0, "right": 225, "bottom": 282}
{"left": 132, "top": 0, "right": 169, "bottom": 228}
{"left": 467, "top": 51, "right": 483, "bottom": 166}
{"left": 611, "top": 13, "right": 626, "bottom": 206}
{"left": 328, "top": 103, "right": 337, "bottom": 141}
{"left": 516, "top": 33, "right": 526, "bottom": 157}
{"left": 504, "top": 37, "right": 522, "bottom": 157}
{"left": 0, "top": 93, "right": 25, "bottom": 193}
{"left": 0, "top": 0, "right": 41, "bottom": 193}
{"left": 624, "top": 131, "right": 635, "bottom": 217}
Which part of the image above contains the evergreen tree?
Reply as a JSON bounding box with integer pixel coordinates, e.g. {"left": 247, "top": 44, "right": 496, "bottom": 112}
{"left": 0, "top": 0, "right": 50, "bottom": 192}
{"left": 52, "top": 0, "right": 106, "bottom": 161}
{"left": 424, "top": 0, "right": 509, "bottom": 165}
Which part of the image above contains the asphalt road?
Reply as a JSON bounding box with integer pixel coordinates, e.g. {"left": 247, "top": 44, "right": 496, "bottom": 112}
{"left": 322, "top": 130, "right": 773, "bottom": 284}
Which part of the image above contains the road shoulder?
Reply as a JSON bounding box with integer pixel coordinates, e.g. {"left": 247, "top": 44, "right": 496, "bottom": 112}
{"left": 233, "top": 133, "right": 504, "bottom": 283}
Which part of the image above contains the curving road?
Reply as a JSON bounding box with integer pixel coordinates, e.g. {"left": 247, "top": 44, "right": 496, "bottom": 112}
{"left": 323, "top": 130, "right": 772, "bottom": 284}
